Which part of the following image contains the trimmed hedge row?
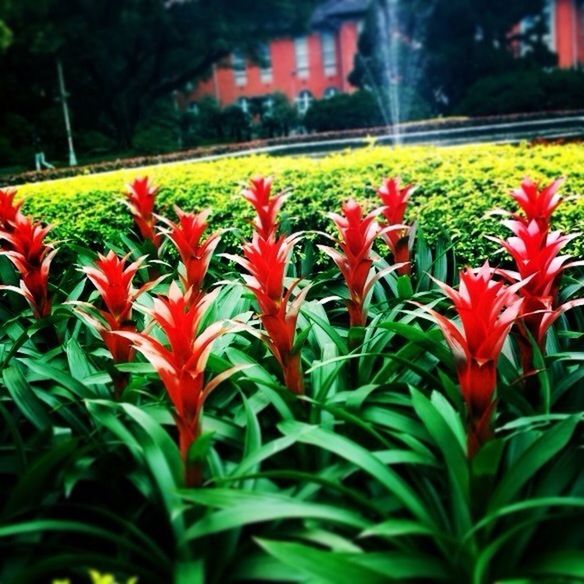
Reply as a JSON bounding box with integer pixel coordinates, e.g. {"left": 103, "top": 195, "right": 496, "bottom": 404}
{"left": 12, "top": 143, "right": 584, "bottom": 263}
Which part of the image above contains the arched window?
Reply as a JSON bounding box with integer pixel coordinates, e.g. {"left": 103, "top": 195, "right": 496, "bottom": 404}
{"left": 324, "top": 87, "right": 339, "bottom": 99}
{"left": 295, "top": 90, "right": 313, "bottom": 114}
{"left": 237, "top": 97, "right": 250, "bottom": 115}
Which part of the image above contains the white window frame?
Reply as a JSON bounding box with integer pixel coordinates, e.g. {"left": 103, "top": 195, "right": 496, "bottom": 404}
{"left": 259, "top": 43, "right": 273, "bottom": 83}
{"left": 321, "top": 31, "right": 337, "bottom": 76}
{"left": 294, "top": 36, "right": 310, "bottom": 79}
{"left": 232, "top": 49, "right": 247, "bottom": 86}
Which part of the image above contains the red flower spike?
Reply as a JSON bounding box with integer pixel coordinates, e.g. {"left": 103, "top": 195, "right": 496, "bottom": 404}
{"left": 159, "top": 207, "right": 220, "bottom": 300}
{"left": 233, "top": 177, "right": 307, "bottom": 394}
{"left": 0, "top": 214, "right": 56, "bottom": 318}
{"left": 116, "top": 284, "right": 237, "bottom": 486}
{"left": 0, "top": 188, "right": 24, "bottom": 230}
{"left": 125, "top": 177, "right": 161, "bottom": 247}
{"left": 320, "top": 199, "right": 382, "bottom": 328}
{"left": 511, "top": 177, "right": 564, "bottom": 231}
{"left": 496, "top": 218, "right": 584, "bottom": 374}
{"left": 227, "top": 232, "right": 307, "bottom": 395}
{"left": 242, "top": 176, "right": 285, "bottom": 240}
{"left": 378, "top": 178, "right": 415, "bottom": 276}
{"left": 418, "top": 263, "right": 525, "bottom": 456}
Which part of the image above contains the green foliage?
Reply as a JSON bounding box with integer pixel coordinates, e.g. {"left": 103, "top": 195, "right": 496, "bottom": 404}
{"left": 459, "top": 69, "right": 584, "bottom": 116}
{"left": 0, "top": 224, "right": 582, "bottom": 582}
{"left": 13, "top": 143, "right": 584, "bottom": 264}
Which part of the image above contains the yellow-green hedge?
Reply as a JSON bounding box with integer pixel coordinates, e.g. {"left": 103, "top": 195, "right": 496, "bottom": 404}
{"left": 13, "top": 143, "right": 584, "bottom": 263}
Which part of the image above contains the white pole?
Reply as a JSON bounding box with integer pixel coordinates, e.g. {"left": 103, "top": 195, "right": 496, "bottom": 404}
{"left": 57, "top": 59, "right": 78, "bottom": 166}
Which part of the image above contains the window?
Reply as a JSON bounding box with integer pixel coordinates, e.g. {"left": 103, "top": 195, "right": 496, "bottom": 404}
{"left": 321, "top": 32, "right": 337, "bottom": 76}
{"left": 232, "top": 49, "right": 247, "bottom": 86}
{"left": 542, "top": 0, "right": 556, "bottom": 52}
{"left": 296, "top": 90, "right": 313, "bottom": 114}
{"left": 324, "top": 87, "right": 339, "bottom": 99}
{"left": 237, "top": 97, "right": 250, "bottom": 115}
{"left": 294, "top": 36, "right": 309, "bottom": 78}
{"left": 259, "top": 43, "right": 273, "bottom": 83}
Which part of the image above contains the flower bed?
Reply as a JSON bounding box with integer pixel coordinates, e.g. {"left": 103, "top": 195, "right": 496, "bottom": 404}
{"left": 10, "top": 142, "right": 584, "bottom": 264}
{"left": 0, "top": 168, "right": 582, "bottom": 583}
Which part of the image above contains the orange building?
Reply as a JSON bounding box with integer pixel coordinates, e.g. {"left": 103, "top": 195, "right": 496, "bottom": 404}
{"left": 186, "top": 0, "right": 366, "bottom": 114}
{"left": 185, "top": 0, "right": 584, "bottom": 114}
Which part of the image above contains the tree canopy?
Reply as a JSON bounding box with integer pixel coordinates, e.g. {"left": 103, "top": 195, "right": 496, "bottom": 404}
{"left": 0, "top": 0, "right": 315, "bottom": 163}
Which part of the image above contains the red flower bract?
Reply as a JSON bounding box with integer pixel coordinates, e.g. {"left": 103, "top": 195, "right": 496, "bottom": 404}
{"left": 0, "top": 188, "right": 23, "bottom": 229}
{"left": 378, "top": 178, "right": 415, "bottom": 276}
{"left": 118, "top": 283, "right": 233, "bottom": 486}
{"left": 229, "top": 176, "right": 307, "bottom": 395}
{"left": 498, "top": 219, "right": 584, "bottom": 371}
{"left": 320, "top": 199, "right": 382, "bottom": 328}
{"left": 511, "top": 177, "right": 564, "bottom": 231}
{"left": 420, "top": 263, "right": 525, "bottom": 455}
{"left": 159, "top": 207, "right": 220, "bottom": 301}
{"left": 229, "top": 231, "right": 307, "bottom": 394}
{"left": 125, "top": 177, "right": 161, "bottom": 248}
{"left": 81, "top": 251, "right": 156, "bottom": 359}
{"left": 242, "top": 176, "right": 285, "bottom": 240}
{"left": 497, "top": 178, "right": 583, "bottom": 377}
{"left": 0, "top": 213, "right": 56, "bottom": 318}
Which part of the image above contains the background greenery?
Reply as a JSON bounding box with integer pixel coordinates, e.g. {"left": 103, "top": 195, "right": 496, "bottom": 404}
{"left": 14, "top": 143, "right": 584, "bottom": 264}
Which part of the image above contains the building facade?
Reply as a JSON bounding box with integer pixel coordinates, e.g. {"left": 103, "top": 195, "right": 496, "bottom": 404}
{"left": 184, "top": 0, "right": 366, "bottom": 114}
{"left": 183, "top": 0, "right": 584, "bottom": 113}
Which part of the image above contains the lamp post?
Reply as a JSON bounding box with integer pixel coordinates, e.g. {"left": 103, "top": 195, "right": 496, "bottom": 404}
{"left": 57, "top": 59, "right": 78, "bottom": 166}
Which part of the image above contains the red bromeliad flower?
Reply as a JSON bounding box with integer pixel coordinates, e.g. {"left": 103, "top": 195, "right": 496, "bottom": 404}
{"left": 0, "top": 188, "right": 23, "bottom": 230}
{"left": 228, "top": 231, "right": 307, "bottom": 394}
{"left": 497, "top": 219, "right": 584, "bottom": 372}
{"left": 495, "top": 178, "right": 583, "bottom": 378}
{"left": 125, "top": 177, "right": 161, "bottom": 248}
{"left": 117, "top": 283, "right": 236, "bottom": 486}
{"left": 320, "top": 199, "right": 388, "bottom": 328}
{"left": 511, "top": 177, "right": 564, "bottom": 231}
{"left": 0, "top": 213, "right": 56, "bottom": 318}
{"left": 242, "top": 176, "right": 285, "bottom": 240}
{"left": 378, "top": 178, "right": 415, "bottom": 276}
{"left": 159, "top": 207, "right": 220, "bottom": 300}
{"left": 228, "top": 176, "right": 307, "bottom": 394}
{"left": 79, "top": 251, "right": 160, "bottom": 365}
{"left": 419, "top": 263, "right": 525, "bottom": 455}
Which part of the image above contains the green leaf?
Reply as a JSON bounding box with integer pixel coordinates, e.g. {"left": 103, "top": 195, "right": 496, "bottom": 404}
{"left": 488, "top": 416, "right": 580, "bottom": 512}
{"left": 256, "top": 539, "right": 387, "bottom": 584}
{"left": 411, "top": 388, "right": 470, "bottom": 535}
{"left": 396, "top": 275, "right": 414, "bottom": 300}
{"left": 181, "top": 489, "right": 369, "bottom": 539}
{"left": 3, "top": 365, "right": 51, "bottom": 430}
{"left": 278, "top": 420, "right": 432, "bottom": 525}
{"left": 528, "top": 550, "right": 584, "bottom": 579}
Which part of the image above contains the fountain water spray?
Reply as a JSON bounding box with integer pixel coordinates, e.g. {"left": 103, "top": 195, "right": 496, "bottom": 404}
{"left": 364, "top": 0, "right": 435, "bottom": 145}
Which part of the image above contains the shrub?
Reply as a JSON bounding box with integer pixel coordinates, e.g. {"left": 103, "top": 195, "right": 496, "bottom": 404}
{"left": 458, "top": 69, "right": 584, "bottom": 116}
{"left": 9, "top": 142, "right": 584, "bottom": 264}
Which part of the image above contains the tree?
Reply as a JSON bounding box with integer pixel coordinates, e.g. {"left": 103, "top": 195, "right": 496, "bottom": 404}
{"left": 350, "top": 0, "right": 554, "bottom": 115}
{"left": 0, "top": 0, "right": 315, "bottom": 157}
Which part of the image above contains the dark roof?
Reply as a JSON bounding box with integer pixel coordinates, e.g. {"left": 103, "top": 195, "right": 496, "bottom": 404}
{"left": 311, "top": 0, "right": 370, "bottom": 28}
